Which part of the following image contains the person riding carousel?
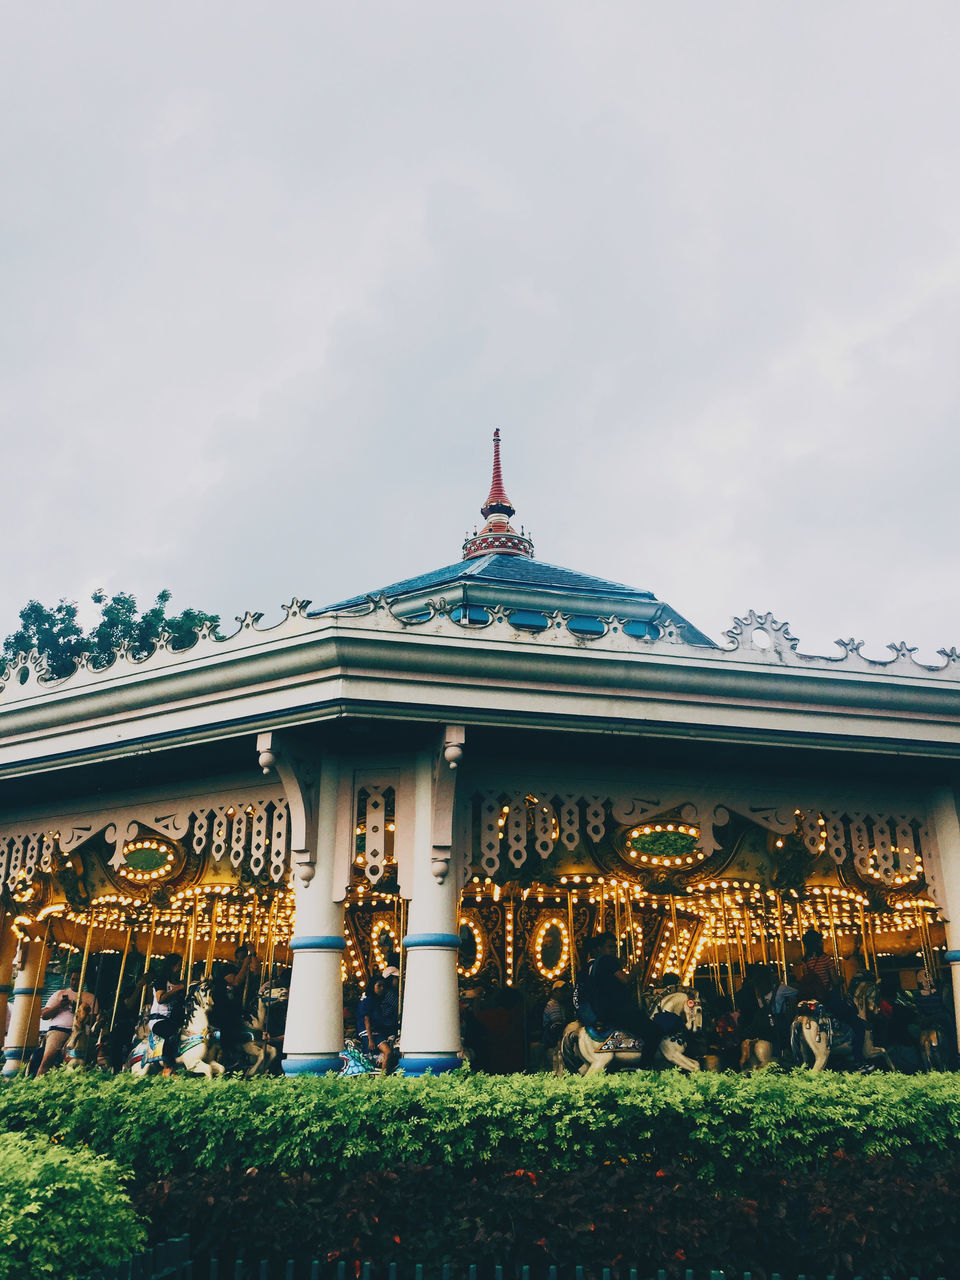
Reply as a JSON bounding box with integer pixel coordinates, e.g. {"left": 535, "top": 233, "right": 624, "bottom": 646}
{"left": 211, "top": 945, "right": 260, "bottom": 1067}
{"left": 734, "top": 963, "right": 777, "bottom": 1068}
{"left": 574, "top": 932, "right": 650, "bottom": 1053}
{"left": 37, "top": 966, "right": 100, "bottom": 1076}
{"left": 147, "top": 958, "right": 187, "bottom": 1076}
{"left": 793, "top": 927, "right": 861, "bottom": 1063}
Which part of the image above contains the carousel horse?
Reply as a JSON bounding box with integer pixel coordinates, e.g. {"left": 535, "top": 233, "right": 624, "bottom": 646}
{"left": 62, "top": 1002, "right": 101, "bottom": 1071}
{"left": 127, "top": 980, "right": 224, "bottom": 1079}
{"left": 649, "top": 988, "right": 703, "bottom": 1072}
{"left": 738, "top": 1036, "right": 774, "bottom": 1072}
{"left": 125, "top": 1014, "right": 163, "bottom": 1076}
{"left": 559, "top": 988, "right": 704, "bottom": 1076}
{"left": 920, "top": 1027, "right": 943, "bottom": 1072}
{"left": 791, "top": 988, "right": 892, "bottom": 1072}
{"left": 230, "top": 995, "right": 278, "bottom": 1078}
{"left": 559, "top": 1019, "right": 645, "bottom": 1076}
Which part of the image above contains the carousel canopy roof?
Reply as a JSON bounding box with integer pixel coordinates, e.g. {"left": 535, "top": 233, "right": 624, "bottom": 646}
{"left": 320, "top": 553, "right": 716, "bottom": 647}
{"left": 320, "top": 431, "right": 716, "bottom": 648}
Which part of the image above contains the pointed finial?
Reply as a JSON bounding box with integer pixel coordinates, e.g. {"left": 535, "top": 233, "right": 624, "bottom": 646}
{"left": 481, "top": 428, "right": 514, "bottom": 519}
{"left": 462, "top": 430, "right": 534, "bottom": 560}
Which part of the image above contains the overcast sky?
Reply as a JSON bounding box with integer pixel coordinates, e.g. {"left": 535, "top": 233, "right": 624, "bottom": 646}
{"left": 3, "top": 4, "right": 960, "bottom": 664}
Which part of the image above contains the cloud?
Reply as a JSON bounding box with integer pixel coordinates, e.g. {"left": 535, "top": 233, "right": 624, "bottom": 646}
{"left": 2, "top": 2, "right": 960, "bottom": 662}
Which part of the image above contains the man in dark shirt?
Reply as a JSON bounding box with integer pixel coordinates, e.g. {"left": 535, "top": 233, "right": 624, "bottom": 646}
{"left": 575, "top": 932, "right": 643, "bottom": 1034}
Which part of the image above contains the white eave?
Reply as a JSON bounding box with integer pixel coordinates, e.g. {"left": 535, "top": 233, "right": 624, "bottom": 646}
{"left": 0, "top": 600, "right": 959, "bottom": 778}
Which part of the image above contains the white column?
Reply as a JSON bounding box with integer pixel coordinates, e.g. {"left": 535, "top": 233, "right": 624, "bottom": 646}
{"left": 928, "top": 788, "right": 960, "bottom": 1046}
{"left": 2, "top": 936, "right": 47, "bottom": 1077}
{"left": 398, "top": 749, "right": 463, "bottom": 1074}
{"left": 283, "top": 757, "right": 345, "bottom": 1074}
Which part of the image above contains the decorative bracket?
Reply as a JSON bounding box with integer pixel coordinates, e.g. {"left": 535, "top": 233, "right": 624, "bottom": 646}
{"left": 257, "top": 731, "right": 320, "bottom": 884}
{"left": 431, "top": 725, "right": 466, "bottom": 881}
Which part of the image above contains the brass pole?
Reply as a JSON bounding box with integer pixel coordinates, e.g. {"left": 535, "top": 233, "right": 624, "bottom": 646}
{"left": 265, "top": 894, "right": 279, "bottom": 989}
{"left": 921, "top": 907, "right": 940, "bottom": 977}
{"left": 921, "top": 906, "right": 936, "bottom": 972}
{"left": 613, "top": 885, "right": 621, "bottom": 950}
{"left": 758, "top": 895, "right": 769, "bottom": 966}
{"left": 77, "top": 912, "right": 95, "bottom": 996}
{"left": 668, "top": 894, "right": 681, "bottom": 974}
{"left": 737, "top": 916, "right": 752, "bottom": 972}
{"left": 109, "top": 926, "right": 133, "bottom": 1033}
{"left": 775, "top": 891, "right": 788, "bottom": 984}
{"left": 22, "top": 923, "right": 51, "bottom": 1072}
{"left": 186, "top": 899, "right": 199, "bottom": 990}
{"left": 567, "top": 889, "right": 577, "bottom": 983}
{"left": 857, "top": 901, "right": 874, "bottom": 978}
{"left": 624, "top": 888, "right": 635, "bottom": 964}
{"left": 742, "top": 903, "right": 754, "bottom": 966}
{"left": 870, "top": 916, "right": 885, "bottom": 972}
{"left": 710, "top": 921, "right": 722, "bottom": 998}
{"left": 179, "top": 906, "right": 191, "bottom": 982}
{"left": 824, "top": 894, "right": 841, "bottom": 973}
{"left": 204, "top": 897, "right": 221, "bottom": 977}
{"left": 598, "top": 884, "right": 606, "bottom": 934}
{"left": 138, "top": 906, "right": 158, "bottom": 1013}
{"left": 717, "top": 892, "right": 736, "bottom": 1007}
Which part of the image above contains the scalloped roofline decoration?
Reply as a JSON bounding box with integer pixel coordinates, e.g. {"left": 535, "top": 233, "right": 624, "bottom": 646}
{"left": 2, "top": 595, "right": 959, "bottom": 708}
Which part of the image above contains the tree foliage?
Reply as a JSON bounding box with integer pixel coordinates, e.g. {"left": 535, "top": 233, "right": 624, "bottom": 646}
{"left": 1, "top": 590, "right": 220, "bottom": 681}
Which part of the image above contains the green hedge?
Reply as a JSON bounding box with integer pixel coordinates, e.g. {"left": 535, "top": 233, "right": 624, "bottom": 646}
{"left": 0, "top": 1132, "right": 144, "bottom": 1280}
{"left": 3, "top": 1071, "right": 960, "bottom": 1182}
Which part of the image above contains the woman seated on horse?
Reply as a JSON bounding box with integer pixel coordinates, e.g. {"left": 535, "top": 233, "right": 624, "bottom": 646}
{"left": 148, "top": 959, "right": 187, "bottom": 1076}
{"left": 735, "top": 964, "right": 778, "bottom": 1067}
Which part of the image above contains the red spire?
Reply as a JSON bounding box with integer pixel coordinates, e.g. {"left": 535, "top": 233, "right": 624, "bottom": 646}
{"left": 481, "top": 428, "right": 515, "bottom": 518}
{"left": 462, "top": 430, "right": 534, "bottom": 560}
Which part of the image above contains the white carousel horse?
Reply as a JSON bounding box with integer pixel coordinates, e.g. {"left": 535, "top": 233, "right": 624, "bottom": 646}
{"left": 559, "top": 989, "right": 704, "bottom": 1076}
{"left": 649, "top": 989, "right": 703, "bottom": 1072}
{"left": 126, "top": 980, "right": 224, "bottom": 1079}
{"left": 791, "top": 983, "right": 892, "bottom": 1072}
{"left": 62, "top": 1002, "right": 101, "bottom": 1072}
{"left": 172, "top": 980, "right": 224, "bottom": 1078}
{"left": 559, "top": 1020, "right": 645, "bottom": 1076}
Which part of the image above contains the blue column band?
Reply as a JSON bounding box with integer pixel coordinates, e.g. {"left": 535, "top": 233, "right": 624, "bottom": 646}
{"left": 289, "top": 936, "right": 346, "bottom": 952}
{"left": 283, "top": 1054, "right": 343, "bottom": 1075}
{"left": 398, "top": 1054, "right": 464, "bottom": 1076}
{"left": 945, "top": 951, "right": 960, "bottom": 964}
{"left": 10, "top": 988, "right": 42, "bottom": 997}
{"left": 402, "top": 933, "right": 461, "bottom": 950}
{"left": 0, "top": 984, "right": 12, "bottom": 995}
{"left": 3, "top": 1047, "right": 28, "bottom": 1061}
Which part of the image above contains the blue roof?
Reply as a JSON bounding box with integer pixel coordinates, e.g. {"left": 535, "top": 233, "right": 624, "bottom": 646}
{"left": 318, "top": 554, "right": 716, "bottom": 647}
{"left": 323, "top": 554, "right": 657, "bottom": 610}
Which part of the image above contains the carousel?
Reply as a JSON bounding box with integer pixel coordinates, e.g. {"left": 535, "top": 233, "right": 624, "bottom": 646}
{"left": 2, "top": 782, "right": 945, "bottom": 1073}
{"left": 1, "top": 430, "right": 959, "bottom": 1076}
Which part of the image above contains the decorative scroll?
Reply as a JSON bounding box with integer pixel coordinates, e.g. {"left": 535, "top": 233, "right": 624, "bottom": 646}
{"left": 480, "top": 795, "right": 503, "bottom": 877}
{"left": 269, "top": 805, "right": 288, "bottom": 883}
{"left": 230, "top": 809, "right": 248, "bottom": 868}
{"left": 466, "top": 780, "right": 934, "bottom": 888}
{"left": 353, "top": 784, "right": 397, "bottom": 887}
{"left": 559, "top": 797, "right": 580, "bottom": 852}
{"left": 506, "top": 798, "right": 526, "bottom": 868}
{"left": 0, "top": 791, "right": 290, "bottom": 890}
